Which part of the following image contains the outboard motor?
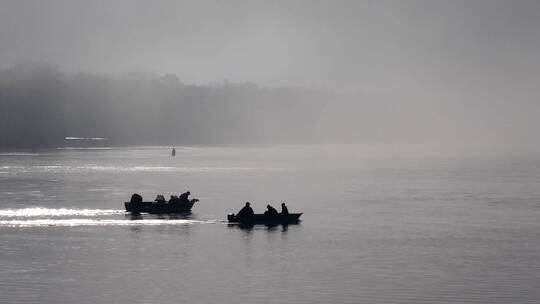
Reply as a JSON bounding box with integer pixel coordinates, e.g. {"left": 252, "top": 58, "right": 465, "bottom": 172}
{"left": 130, "top": 193, "right": 143, "bottom": 214}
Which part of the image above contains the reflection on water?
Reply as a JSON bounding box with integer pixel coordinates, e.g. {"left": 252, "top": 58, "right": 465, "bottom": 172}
{"left": 227, "top": 222, "right": 297, "bottom": 235}
{"left": 227, "top": 222, "right": 300, "bottom": 231}
{"left": 127, "top": 212, "right": 195, "bottom": 221}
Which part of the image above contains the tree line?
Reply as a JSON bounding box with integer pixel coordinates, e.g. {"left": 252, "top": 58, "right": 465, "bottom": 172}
{"left": 0, "top": 64, "right": 332, "bottom": 149}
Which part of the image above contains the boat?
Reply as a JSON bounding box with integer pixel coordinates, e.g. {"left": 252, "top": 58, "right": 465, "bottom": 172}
{"left": 125, "top": 198, "right": 199, "bottom": 214}
{"left": 227, "top": 213, "right": 302, "bottom": 225}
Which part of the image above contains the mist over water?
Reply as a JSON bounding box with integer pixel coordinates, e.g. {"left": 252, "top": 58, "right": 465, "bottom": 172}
{"left": 2, "top": 0, "right": 540, "bottom": 153}
{"left": 1, "top": 1, "right": 540, "bottom": 303}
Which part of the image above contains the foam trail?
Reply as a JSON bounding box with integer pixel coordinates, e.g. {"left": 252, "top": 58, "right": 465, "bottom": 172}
{"left": 0, "top": 219, "right": 204, "bottom": 227}
{"left": 0, "top": 208, "right": 125, "bottom": 218}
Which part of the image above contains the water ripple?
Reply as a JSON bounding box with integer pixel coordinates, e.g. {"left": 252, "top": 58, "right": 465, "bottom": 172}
{"left": 2, "top": 165, "right": 284, "bottom": 173}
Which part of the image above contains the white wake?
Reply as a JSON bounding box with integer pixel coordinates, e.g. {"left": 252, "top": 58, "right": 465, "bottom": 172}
{"left": 0, "top": 218, "right": 204, "bottom": 227}
{"left": 0, "top": 208, "right": 125, "bottom": 218}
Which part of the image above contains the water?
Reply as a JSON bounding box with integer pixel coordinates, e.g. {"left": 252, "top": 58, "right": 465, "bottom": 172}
{"left": 1, "top": 146, "right": 539, "bottom": 303}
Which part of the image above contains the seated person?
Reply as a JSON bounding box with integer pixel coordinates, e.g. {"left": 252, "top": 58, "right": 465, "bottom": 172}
{"left": 281, "top": 203, "right": 289, "bottom": 215}
{"left": 129, "top": 193, "right": 144, "bottom": 214}
{"left": 130, "top": 193, "right": 143, "bottom": 204}
{"left": 169, "top": 195, "right": 178, "bottom": 204}
{"left": 264, "top": 204, "right": 279, "bottom": 217}
{"left": 179, "top": 191, "right": 191, "bottom": 203}
{"left": 236, "top": 202, "right": 254, "bottom": 220}
{"left": 154, "top": 194, "right": 166, "bottom": 204}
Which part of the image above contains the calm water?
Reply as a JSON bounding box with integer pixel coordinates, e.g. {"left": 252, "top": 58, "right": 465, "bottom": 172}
{"left": 1, "top": 146, "right": 539, "bottom": 304}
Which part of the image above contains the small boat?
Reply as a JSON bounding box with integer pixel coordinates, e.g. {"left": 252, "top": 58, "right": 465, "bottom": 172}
{"left": 227, "top": 213, "right": 302, "bottom": 224}
{"left": 125, "top": 198, "right": 198, "bottom": 214}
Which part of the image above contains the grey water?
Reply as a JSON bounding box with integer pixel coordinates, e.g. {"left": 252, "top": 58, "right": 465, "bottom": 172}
{"left": 1, "top": 146, "right": 539, "bottom": 304}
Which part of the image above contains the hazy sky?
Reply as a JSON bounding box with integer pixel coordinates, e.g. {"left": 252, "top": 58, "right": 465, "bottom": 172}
{"left": 1, "top": 0, "right": 540, "bottom": 153}
{"left": 1, "top": 0, "right": 539, "bottom": 91}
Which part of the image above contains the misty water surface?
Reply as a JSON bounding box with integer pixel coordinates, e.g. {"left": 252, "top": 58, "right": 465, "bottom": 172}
{"left": 1, "top": 146, "right": 539, "bottom": 304}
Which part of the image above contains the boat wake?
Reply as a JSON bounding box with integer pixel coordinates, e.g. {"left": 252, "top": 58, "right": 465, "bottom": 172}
{"left": 0, "top": 207, "right": 124, "bottom": 218}
{"left": 0, "top": 207, "right": 216, "bottom": 227}
{"left": 0, "top": 218, "right": 205, "bottom": 227}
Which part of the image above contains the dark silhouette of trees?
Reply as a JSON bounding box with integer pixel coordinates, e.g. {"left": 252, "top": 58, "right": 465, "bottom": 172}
{"left": 0, "top": 64, "right": 331, "bottom": 149}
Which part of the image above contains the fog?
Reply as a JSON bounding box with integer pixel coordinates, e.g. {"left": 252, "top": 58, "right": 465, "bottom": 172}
{"left": 0, "top": 64, "right": 330, "bottom": 147}
{"left": 1, "top": 0, "right": 539, "bottom": 155}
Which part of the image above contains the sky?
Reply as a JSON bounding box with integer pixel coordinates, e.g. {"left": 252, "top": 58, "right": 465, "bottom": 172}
{"left": 1, "top": 0, "right": 539, "bottom": 153}
{"left": 0, "top": 0, "right": 538, "bottom": 90}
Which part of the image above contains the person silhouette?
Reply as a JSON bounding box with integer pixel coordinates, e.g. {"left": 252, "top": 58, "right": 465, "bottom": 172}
{"left": 130, "top": 193, "right": 143, "bottom": 214}
{"left": 171, "top": 148, "right": 176, "bottom": 156}
{"left": 281, "top": 202, "right": 289, "bottom": 215}
{"left": 237, "top": 202, "right": 254, "bottom": 221}
{"left": 264, "top": 204, "right": 279, "bottom": 217}
{"left": 179, "top": 191, "right": 190, "bottom": 203}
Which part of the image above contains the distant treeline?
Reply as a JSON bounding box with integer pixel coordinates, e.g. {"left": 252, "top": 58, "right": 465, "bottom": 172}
{"left": 0, "top": 64, "right": 332, "bottom": 149}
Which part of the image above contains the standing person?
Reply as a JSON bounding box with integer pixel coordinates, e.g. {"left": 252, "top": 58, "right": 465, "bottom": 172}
{"left": 236, "top": 202, "right": 254, "bottom": 221}
{"left": 171, "top": 148, "right": 176, "bottom": 156}
{"left": 281, "top": 202, "right": 289, "bottom": 215}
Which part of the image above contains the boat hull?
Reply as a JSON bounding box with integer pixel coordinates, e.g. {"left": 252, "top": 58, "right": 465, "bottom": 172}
{"left": 125, "top": 199, "right": 197, "bottom": 214}
{"left": 227, "top": 213, "right": 302, "bottom": 224}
